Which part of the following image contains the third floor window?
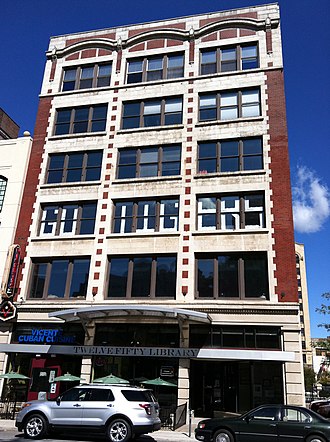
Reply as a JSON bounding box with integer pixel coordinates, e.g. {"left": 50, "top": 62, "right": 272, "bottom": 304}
{"left": 197, "top": 193, "right": 265, "bottom": 231}
{"left": 39, "top": 202, "right": 97, "bottom": 237}
{"left": 122, "top": 97, "right": 182, "bottom": 129}
{"left": 127, "top": 53, "right": 184, "bottom": 84}
{"left": 62, "top": 63, "right": 112, "bottom": 91}
{"left": 113, "top": 198, "right": 179, "bottom": 234}
{"left": 200, "top": 43, "right": 258, "bottom": 75}
{"left": 199, "top": 88, "right": 260, "bottom": 122}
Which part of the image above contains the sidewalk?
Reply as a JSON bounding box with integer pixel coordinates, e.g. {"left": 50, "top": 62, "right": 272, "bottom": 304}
{"left": 0, "top": 417, "right": 200, "bottom": 438}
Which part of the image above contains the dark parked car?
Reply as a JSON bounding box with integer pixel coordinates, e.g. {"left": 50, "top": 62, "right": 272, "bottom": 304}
{"left": 195, "top": 404, "right": 330, "bottom": 442}
{"left": 311, "top": 399, "right": 330, "bottom": 414}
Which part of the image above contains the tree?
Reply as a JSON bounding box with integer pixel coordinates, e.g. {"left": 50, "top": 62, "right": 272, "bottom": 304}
{"left": 315, "top": 292, "right": 330, "bottom": 355}
{"left": 303, "top": 365, "right": 316, "bottom": 392}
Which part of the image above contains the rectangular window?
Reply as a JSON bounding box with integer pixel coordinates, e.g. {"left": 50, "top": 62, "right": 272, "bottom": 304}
{"left": 29, "top": 258, "right": 90, "bottom": 299}
{"left": 200, "top": 43, "right": 258, "bottom": 75}
{"left": 39, "top": 202, "right": 97, "bottom": 236}
{"left": 0, "top": 176, "right": 8, "bottom": 212}
{"left": 107, "top": 255, "right": 177, "bottom": 298}
{"left": 113, "top": 198, "right": 179, "bottom": 234}
{"left": 127, "top": 53, "right": 184, "bottom": 84}
{"left": 122, "top": 98, "right": 182, "bottom": 129}
{"left": 54, "top": 105, "right": 107, "bottom": 135}
{"left": 46, "top": 151, "right": 102, "bottom": 184}
{"left": 196, "top": 253, "right": 268, "bottom": 299}
{"left": 117, "top": 144, "right": 181, "bottom": 179}
{"left": 197, "top": 193, "right": 264, "bottom": 231}
{"left": 62, "top": 63, "right": 112, "bottom": 91}
{"left": 199, "top": 89, "right": 260, "bottom": 122}
{"left": 198, "top": 137, "right": 263, "bottom": 174}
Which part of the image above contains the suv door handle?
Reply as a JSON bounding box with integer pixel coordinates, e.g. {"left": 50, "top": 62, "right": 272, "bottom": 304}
{"left": 73, "top": 404, "right": 82, "bottom": 407}
{"left": 107, "top": 404, "right": 114, "bottom": 407}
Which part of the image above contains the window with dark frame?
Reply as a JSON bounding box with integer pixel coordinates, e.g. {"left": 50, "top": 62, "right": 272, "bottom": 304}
{"left": 0, "top": 176, "right": 7, "bottom": 212}
{"left": 29, "top": 258, "right": 90, "bottom": 300}
{"left": 46, "top": 151, "right": 103, "bottom": 184}
{"left": 117, "top": 144, "right": 181, "bottom": 179}
{"left": 107, "top": 255, "right": 177, "bottom": 298}
{"left": 198, "top": 137, "right": 263, "bottom": 174}
{"left": 196, "top": 252, "right": 268, "bottom": 299}
{"left": 54, "top": 104, "right": 108, "bottom": 135}
{"left": 189, "top": 325, "right": 281, "bottom": 349}
{"left": 200, "top": 43, "right": 258, "bottom": 75}
{"left": 199, "top": 89, "right": 260, "bottom": 122}
{"left": 39, "top": 202, "right": 97, "bottom": 236}
{"left": 62, "top": 63, "right": 112, "bottom": 91}
{"left": 197, "top": 193, "right": 265, "bottom": 231}
{"left": 127, "top": 53, "right": 184, "bottom": 84}
{"left": 113, "top": 198, "right": 179, "bottom": 233}
{"left": 122, "top": 97, "right": 182, "bottom": 129}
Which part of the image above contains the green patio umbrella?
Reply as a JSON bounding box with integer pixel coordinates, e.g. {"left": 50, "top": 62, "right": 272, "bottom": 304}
{"left": 53, "top": 373, "right": 83, "bottom": 382}
{"left": 93, "top": 374, "right": 129, "bottom": 384}
{"left": 0, "top": 371, "right": 30, "bottom": 380}
{"left": 142, "top": 377, "right": 177, "bottom": 387}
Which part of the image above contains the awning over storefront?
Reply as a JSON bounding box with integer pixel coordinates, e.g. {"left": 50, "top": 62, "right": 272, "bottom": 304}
{"left": 48, "top": 305, "right": 211, "bottom": 324}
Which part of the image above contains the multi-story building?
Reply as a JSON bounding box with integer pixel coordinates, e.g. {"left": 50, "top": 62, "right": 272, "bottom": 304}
{"left": 0, "top": 3, "right": 304, "bottom": 417}
{"left": 295, "top": 243, "right": 313, "bottom": 367}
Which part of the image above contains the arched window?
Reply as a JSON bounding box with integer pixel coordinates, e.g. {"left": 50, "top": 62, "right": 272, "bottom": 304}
{"left": 0, "top": 176, "right": 8, "bottom": 212}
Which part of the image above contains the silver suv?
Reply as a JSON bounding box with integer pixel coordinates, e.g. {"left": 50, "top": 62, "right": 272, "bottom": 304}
{"left": 15, "top": 383, "right": 161, "bottom": 441}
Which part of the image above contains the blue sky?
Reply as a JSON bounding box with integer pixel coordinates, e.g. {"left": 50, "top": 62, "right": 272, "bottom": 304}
{"left": 1, "top": 0, "right": 329, "bottom": 337}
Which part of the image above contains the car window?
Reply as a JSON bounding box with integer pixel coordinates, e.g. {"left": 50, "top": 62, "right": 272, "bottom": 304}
{"left": 87, "top": 389, "right": 115, "bottom": 401}
{"left": 282, "top": 408, "right": 310, "bottom": 423}
{"left": 121, "top": 390, "right": 155, "bottom": 402}
{"left": 250, "top": 407, "right": 278, "bottom": 421}
{"left": 61, "top": 388, "right": 88, "bottom": 401}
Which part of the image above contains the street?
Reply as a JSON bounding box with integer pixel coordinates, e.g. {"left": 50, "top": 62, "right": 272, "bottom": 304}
{"left": 0, "top": 429, "right": 195, "bottom": 441}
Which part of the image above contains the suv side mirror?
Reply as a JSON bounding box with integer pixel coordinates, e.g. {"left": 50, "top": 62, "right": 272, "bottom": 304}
{"left": 56, "top": 397, "right": 61, "bottom": 406}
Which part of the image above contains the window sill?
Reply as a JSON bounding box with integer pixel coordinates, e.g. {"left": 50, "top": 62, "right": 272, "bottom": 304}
{"left": 48, "top": 132, "right": 107, "bottom": 140}
{"left": 112, "top": 175, "right": 182, "bottom": 185}
{"left": 107, "top": 232, "right": 180, "bottom": 239}
{"left": 30, "top": 235, "right": 95, "bottom": 242}
{"left": 192, "top": 228, "right": 269, "bottom": 236}
{"left": 194, "top": 170, "right": 266, "bottom": 179}
{"left": 40, "top": 181, "right": 101, "bottom": 189}
{"left": 117, "top": 124, "right": 184, "bottom": 134}
{"left": 196, "top": 116, "right": 264, "bottom": 127}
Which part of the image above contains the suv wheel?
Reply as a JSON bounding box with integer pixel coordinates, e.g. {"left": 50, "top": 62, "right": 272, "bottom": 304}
{"left": 106, "top": 418, "right": 132, "bottom": 442}
{"left": 23, "top": 414, "right": 48, "bottom": 439}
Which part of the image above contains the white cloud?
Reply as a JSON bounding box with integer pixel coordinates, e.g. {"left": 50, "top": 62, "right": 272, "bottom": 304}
{"left": 292, "top": 165, "right": 330, "bottom": 233}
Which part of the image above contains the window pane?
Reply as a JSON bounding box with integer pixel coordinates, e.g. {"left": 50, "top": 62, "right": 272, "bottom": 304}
{"left": 242, "top": 104, "right": 260, "bottom": 118}
{"left": 98, "top": 64, "right": 112, "bottom": 76}
{"left": 140, "top": 148, "right": 157, "bottom": 163}
{"left": 159, "top": 200, "right": 179, "bottom": 230}
{"left": 114, "top": 202, "right": 134, "bottom": 233}
{"left": 199, "top": 143, "right": 217, "bottom": 159}
{"left": 48, "top": 260, "right": 68, "bottom": 298}
{"left": 221, "top": 158, "right": 239, "bottom": 172}
{"left": 148, "top": 58, "right": 162, "bottom": 70}
{"left": 123, "top": 102, "right": 140, "bottom": 117}
{"left": 221, "top": 48, "right": 236, "bottom": 61}
{"left": 168, "top": 54, "right": 183, "bottom": 67}
{"left": 202, "top": 51, "right": 216, "bottom": 64}
{"left": 30, "top": 263, "right": 47, "bottom": 298}
{"left": 243, "top": 156, "right": 263, "bottom": 170}
{"left": 198, "top": 198, "right": 217, "bottom": 230}
{"left": 74, "top": 107, "right": 89, "bottom": 121}
{"left": 162, "top": 145, "right": 181, "bottom": 162}
{"left": 80, "top": 203, "right": 97, "bottom": 234}
{"left": 40, "top": 206, "right": 58, "bottom": 235}
{"left": 221, "top": 93, "right": 237, "bottom": 106}
{"left": 118, "top": 165, "right": 136, "bottom": 179}
{"left": 218, "top": 256, "right": 239, "bottom": 297}
{"left": 144, "top": 101, "right": 161, "bottom": 115}
{"left": 242, "top": 45, "right": 257, "bottom": 58}
{"left": 221, "top": 141, "right": 239, "bottom": 156}
{"left": 243, "top": 138, "right": 262, "bottom": 154}
{"left": 199, "top": 159, "right": 217, "bottom": 173}
{"left": 198, "top": 259, "right": 214, "bottom": 297}
{"left": 242, "top": 90, "right": 259, "bottom": 104}
{"left": 136, "top": 201, "right": 156, "bottom": 231}
{"left": 131, "top": 257, "right": 152, "bottom": 297}
{"left": 200, "top": 95, "right": 217, "bottom": 107}
{"left": 128, "top": 60, "right": 143, "bottom": 73}
{"left": 93, "top": 105, "right": 108, "bottom": 120}
{"left": 244, "top": 255, "right": 268, "bottom": 298}
{"left": 221, "top": 108, "right": 238, "bottom": 120}
{"left": 69, "top": 259, "right": 90, "bottom": 298}
{"left": 108, "top": 258, "right": 129, "bottom": 297}
{"left": 56, "top": 109, "right": 72, "bottom": 124}
{"left": 156, "top": 256, "right": 176, "bottom": 297}
{"left": 165, "top": 98, "right": 182, "bottom": 113}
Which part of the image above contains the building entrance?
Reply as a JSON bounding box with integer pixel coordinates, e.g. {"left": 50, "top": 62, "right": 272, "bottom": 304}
{"left": 190, "top": 360, "right": 284, "bottom": 417}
